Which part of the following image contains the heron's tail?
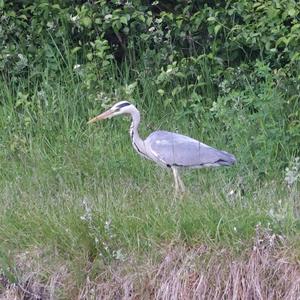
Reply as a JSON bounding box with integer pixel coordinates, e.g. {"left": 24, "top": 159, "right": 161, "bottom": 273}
{"left": 217, "top": 151, "right": 236, "bottom": 166}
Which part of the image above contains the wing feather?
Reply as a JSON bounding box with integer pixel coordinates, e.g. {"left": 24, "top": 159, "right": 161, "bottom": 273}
{"left": 145, "top": 131, "right": 236, "bottom": 168}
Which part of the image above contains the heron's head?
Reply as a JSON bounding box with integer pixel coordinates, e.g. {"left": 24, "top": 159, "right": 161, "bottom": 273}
{"left": 87, "top": 101, "right": 135, "bottom": 124}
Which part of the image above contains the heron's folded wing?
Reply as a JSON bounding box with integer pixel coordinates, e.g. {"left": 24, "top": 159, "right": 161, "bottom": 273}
{"left": 146, "top": 131, "right": 235, "bottom": 168}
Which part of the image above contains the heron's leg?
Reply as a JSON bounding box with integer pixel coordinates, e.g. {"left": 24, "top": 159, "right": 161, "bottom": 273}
{"left": 177, "top": 171, "right": 185, "bottom": 193}
{"left": 171, "top": 167, "right": 180, "bottom": 194}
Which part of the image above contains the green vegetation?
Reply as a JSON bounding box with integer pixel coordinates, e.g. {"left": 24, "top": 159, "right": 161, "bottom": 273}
{"left": 0, "top": 1, "right": 299, "bottom": 298}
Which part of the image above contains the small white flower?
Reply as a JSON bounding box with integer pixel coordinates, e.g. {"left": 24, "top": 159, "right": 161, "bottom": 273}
{"left": 73, "top": 64, "right": 81, "bottom": 70}
{"left": 113, "top": 249, "right": 125, "bottom": 261}
{"left": 228, "top": 190, "right": 235, "bottom": 196}
{"left": 70, "top": 15, "right": 79, "bottom": 22}
{"left": 104, "top": 14, "right": 112, "bottom": 21}
{"left": 104, "top": 219, "right": 111, "bottom": 231}
{"left": 284, "top": 157, "right": 300, "bottom": 187}
{"left": 80, "top": 198, "right": 92, "bottom": 221}
{"left": 47, "top": 21, "right": 54, "bottom": 29}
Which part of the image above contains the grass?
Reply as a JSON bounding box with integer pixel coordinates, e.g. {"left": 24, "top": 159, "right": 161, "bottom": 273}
{"left": 0, "top": 60, "right": 299, "bottom": 298}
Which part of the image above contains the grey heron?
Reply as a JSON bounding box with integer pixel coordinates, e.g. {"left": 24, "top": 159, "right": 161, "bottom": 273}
{"left": 88, "top": 101, "right": 236, "bottom": 194}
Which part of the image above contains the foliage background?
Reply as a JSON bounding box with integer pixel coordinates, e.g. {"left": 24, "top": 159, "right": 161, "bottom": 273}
{"left": 1, "top": 0, "right": 299, "bottom": 177}
{"left": 0, "top": 1, "right": 300, "bottom": 297}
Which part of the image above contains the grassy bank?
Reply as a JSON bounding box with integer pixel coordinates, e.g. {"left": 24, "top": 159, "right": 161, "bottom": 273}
{"left": 0, "top": 174, "right": 299, "bottom": 298}
{"left": 1, "top": 1, "right": 300, "bottom": 297}
{"left": 0, "top": 61, "right": 299, "bottom": 298}
{"left": 0, "top": 160, "right": 299, "bottom": 298}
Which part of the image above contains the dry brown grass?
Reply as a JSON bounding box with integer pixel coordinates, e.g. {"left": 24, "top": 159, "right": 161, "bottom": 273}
{"left": 1, "top": 226, "right": 300, "bottom": 300}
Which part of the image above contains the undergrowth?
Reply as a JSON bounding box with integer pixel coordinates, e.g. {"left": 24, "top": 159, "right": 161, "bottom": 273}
{"left": 1, "top": 55, "right": 300, "bottom": 297}
{"left": 0, "top": 10, "right": 300, "bottom": 295}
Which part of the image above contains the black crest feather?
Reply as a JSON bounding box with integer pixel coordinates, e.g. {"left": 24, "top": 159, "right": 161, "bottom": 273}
{"left": 117, "top": 102, "right": 130, "bottom": 109}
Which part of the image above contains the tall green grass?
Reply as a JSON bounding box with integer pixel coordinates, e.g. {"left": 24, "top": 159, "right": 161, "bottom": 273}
{"left": 0, "top": 55, "right": 299, "bottom": 291}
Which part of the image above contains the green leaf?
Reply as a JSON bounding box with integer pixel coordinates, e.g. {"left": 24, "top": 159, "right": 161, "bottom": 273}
{"left": 87, "top": 53, "right": 93, "bottom": 61}
{"left": 139, "top": 15, "right": 145, "bottom": 23}
{"left": 123, "top": 27, "right": 129, "bottom": 34}
{"left": 158, "top": 89, "right": 165, "bottom": 96}
{"left": 176, "top": 19, "right": 183, "bottom": 27}
{"left": 287, "top": 7, "right": 297, "bottom": 17}
{"left": 112, "top": 20, "right": 122, "bottom": 31}
{"left": 214, "top": 24, "right": 222, "bottom": 35}
{"left": 291, "top": 24, "right": 300, "bottom": 32}
{"left": 140, "top": 33, "right": 149, "bottom": 41}
{"left": 81, "top": 17, "right": 92, "bottom": 28}
{"left": 71, "top": 47, "right": 81, "bottom": 54}
{"left": 276, "top": 36, "right": 288, "bottom": 46}
{"left": 291, "top": 52, "right": 300, "bottom": 62}
{"left": 163, "top": 98, "right": 172, "bottom": 107}
{"left": 146, "top": 16, "right": 152, "bottom": 26}
{"left": 207, "top": 16, "right": 216, "bottom": 22}
{"left": 52, "top": 4, "right": 60, "bottom": 9}
{"left": 120, "top": 16, "right": 128, "bottom": 25}
{"left": 19, "top": 14, "right": 28, "bottom": 20}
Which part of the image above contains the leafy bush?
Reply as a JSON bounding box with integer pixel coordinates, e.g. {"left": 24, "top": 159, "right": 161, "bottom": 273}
{"left": 0, "top": 0, "right": 299, "bottom": 174}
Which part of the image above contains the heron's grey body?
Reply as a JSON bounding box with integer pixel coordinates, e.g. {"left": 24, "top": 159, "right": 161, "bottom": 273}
{"left": 88, "top": 101, "right": 236, "bottom": 194}
{"left": 144, "top": 131, "right": 236, "bottom": 169}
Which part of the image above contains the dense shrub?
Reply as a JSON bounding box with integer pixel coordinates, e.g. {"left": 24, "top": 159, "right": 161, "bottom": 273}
{"left": 0, "top": 0, "right": 299, "bottom": 173}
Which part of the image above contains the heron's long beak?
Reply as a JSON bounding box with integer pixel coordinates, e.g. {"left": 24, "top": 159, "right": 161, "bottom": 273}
{"left": 87, "top": 109, "right": 113, "bottom": 124}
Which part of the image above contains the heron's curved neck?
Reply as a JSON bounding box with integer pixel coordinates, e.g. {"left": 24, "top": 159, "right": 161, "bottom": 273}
{"left": 129, "top": 107, "right": 147, "bottom": 157}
